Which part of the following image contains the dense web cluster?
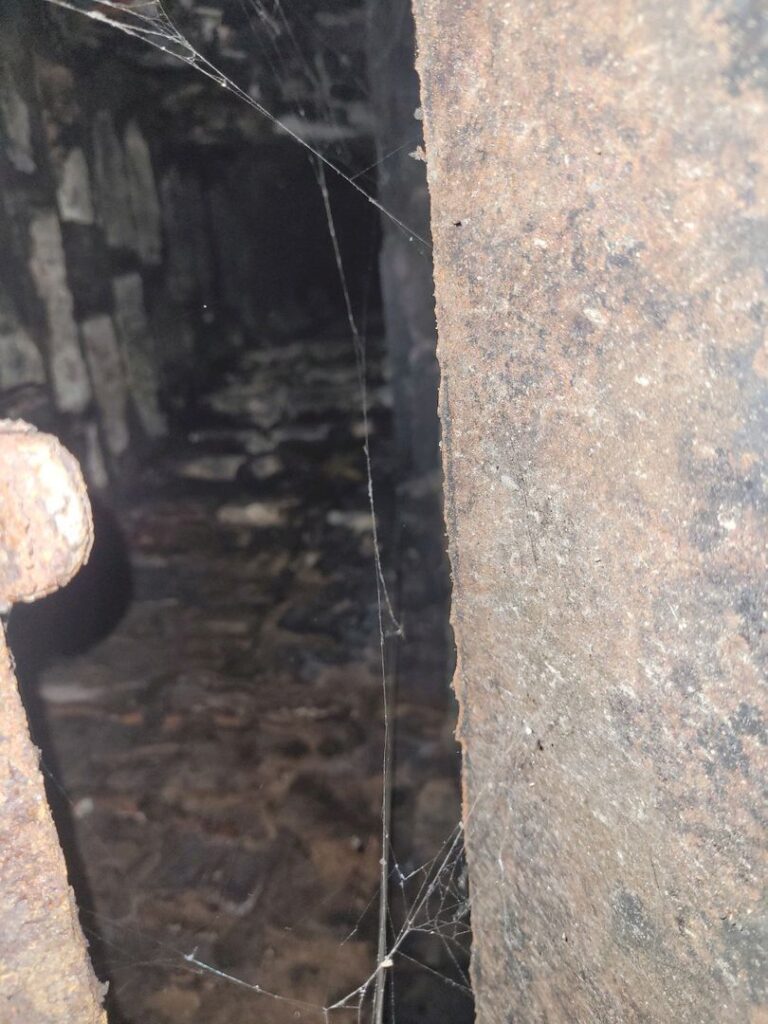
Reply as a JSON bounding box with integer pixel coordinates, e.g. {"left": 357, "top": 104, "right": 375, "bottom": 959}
{"left": 66, "top": 817, "right": 472, "bottom": 1021}
{"left": 45, "top": 0, "right": 431, "bottom": 250}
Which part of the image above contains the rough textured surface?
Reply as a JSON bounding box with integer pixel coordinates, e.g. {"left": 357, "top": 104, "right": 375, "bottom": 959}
{"left": 0, "top": 420, "right": 106, "bottom": 1023}
{"left": 0, "top": 286, "right": 45, "bottom": 390}
{"left": 112, "top": 272, "right": 167, "bottom": 439}
{"left": 413, "top": 1, "right": 768, "bottom": 1021}
{"left": 0, "top": 420, "right": 93, "bottom": 607}
{"left": 56, "top": 146, "right": 96, "bottom": 225}
{"left": 80, "top": 314, "right": 131, "bottom": 458}
{"left": 123, "top": 121, "right": 162, "bottom": 266}
{"left": 27, "top": 210, "right": 92, "bottom": 415}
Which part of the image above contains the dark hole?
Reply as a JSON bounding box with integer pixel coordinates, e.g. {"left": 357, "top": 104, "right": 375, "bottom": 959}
{"left": 0, "top": 1, "right": 469, "bottom": 1022}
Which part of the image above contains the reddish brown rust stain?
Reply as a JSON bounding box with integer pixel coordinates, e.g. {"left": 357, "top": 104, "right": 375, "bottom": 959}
{"left": 0, "top": 420, "right": 105, "bottom": 1023}
{"left": 413, "top": 1, "right": 768, "bottom": 1021}
{"left": 0, "top": 420, "right": 94, "bottom": 608}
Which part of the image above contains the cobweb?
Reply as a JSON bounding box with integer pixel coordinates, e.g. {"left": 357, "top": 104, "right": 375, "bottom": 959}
{"left": 66, "top": 818, "right": 471, "bottom": 1022}
{"left": 40, "top": 2, "right": 469, "bottom": 1021}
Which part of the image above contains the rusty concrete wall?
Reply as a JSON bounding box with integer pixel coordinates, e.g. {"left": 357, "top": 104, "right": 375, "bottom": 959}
{"left": 0, "top": 421, "right": 106, "bottom": 1023}
{"left": 412, "top": 1, "right": 768, "bottom": 1021}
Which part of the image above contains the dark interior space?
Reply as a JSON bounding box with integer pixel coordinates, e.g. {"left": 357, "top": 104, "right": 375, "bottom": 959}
{"left": 0, "top": 2, "right": 468, "bottom": 1022}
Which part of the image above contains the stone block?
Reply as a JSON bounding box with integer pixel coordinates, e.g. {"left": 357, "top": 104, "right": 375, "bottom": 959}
{"left": 0, "top": 69, "right": 34, "bottom": 173}
{"left": 112, "top": 272, "right": 167, "bottom": 437}
{"left": 80, "top": 314, "right": 130, "bottom": 457}
{"left": 0, "top": 288, "right": 44, "bottom": 389}
{"left": 56, "top": 147, "right": 95, "bottom": 225}
{"left": 92, "top": 110, "right": 135, "bottom": 251}
{"left": 82, "top": 419, "right": 109, "bottom": 491}
{"left": 27, "top": 210, "right": 91, "bottom": 413}
{"left": 124, "top": 121, "right": 162, "bottom": 265}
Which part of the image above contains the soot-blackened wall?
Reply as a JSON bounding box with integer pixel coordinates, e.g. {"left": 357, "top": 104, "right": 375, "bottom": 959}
{"left": 0, "top": 0, "right": 379, "bottom": 488}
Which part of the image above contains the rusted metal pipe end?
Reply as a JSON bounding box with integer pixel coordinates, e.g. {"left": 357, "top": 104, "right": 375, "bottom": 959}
{"left": 0, "top": 418, "right": 94, "bottom": 610}
{"left": 0, "top": 418, "right": 106, "bottom": 1023}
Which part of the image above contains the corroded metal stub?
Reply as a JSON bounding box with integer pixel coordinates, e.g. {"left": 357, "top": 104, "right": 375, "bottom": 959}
{"left": 0, "top": 418, "right": 106, "bottom": 1023}
{"left": 0, "top": 418, "right": 93, "bottom": 609}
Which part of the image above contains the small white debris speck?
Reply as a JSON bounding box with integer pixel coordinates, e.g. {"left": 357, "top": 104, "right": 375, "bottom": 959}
{"left": 74, "top": 797, "right": 95, "bottom": 819}
{"left": 583, "top": 307, "right": 606, "bottom": 326}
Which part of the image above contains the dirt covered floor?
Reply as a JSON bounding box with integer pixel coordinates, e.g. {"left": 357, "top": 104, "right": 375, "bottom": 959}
{"left": 11, "top": 324, "right": 471, "bottom": 1024}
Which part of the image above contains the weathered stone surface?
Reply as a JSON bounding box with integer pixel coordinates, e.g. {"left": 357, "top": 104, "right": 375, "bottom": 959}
{"left": 0, "top": 287, "right": 45, "bottom": 389}
{"left": 80, "top": 314, "right": 130, "bottom": 457}
{"left": 414, "top": 1, "right": 768, "bottom": 1021}
{"left": 0, "top": 324, "right": 44, "bottom": 389}
{"left": 27, "top": 210, "right": 92, "bottom": 413}
{"left": 92, "top": 109, "right": 135, "bottom": 251}
{"left": 83, "top": 418, "right": 109, "bottom": 491}
{"left": 35, "top": 60, "right": 79, "bottom": 144}
{"left": 124, "top": 121, "right": 162, "bottom": 265}
{"left": 175, "top": 454, "right": 246, "bottom": 482}
{"left": 0, "top": 67, "right": 34, "bottom": 173}
{"left": 239, "top": 452, "right": 282, "bottom": 479}
{"left": 112, "top": 272, "right": 167, "bottom": 437}
{"left": 326, "top": 509, "right": 374, "bottom": 534}
{"left": 216, "top": 501, "right": 287, "bottom": 528}
{"left": 188, "top": 427, "right": 275, "bottom": 454}
{"left": 160, "top": 168, "right": 212, "bottom": 303}
{"left": 56, "top": 146, "right": 95, "bottom": 224}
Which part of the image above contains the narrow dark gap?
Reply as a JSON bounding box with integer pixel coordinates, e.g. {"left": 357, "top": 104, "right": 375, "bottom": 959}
{"left": 1, "top": 2, "right": 470, "bottom": 1022}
